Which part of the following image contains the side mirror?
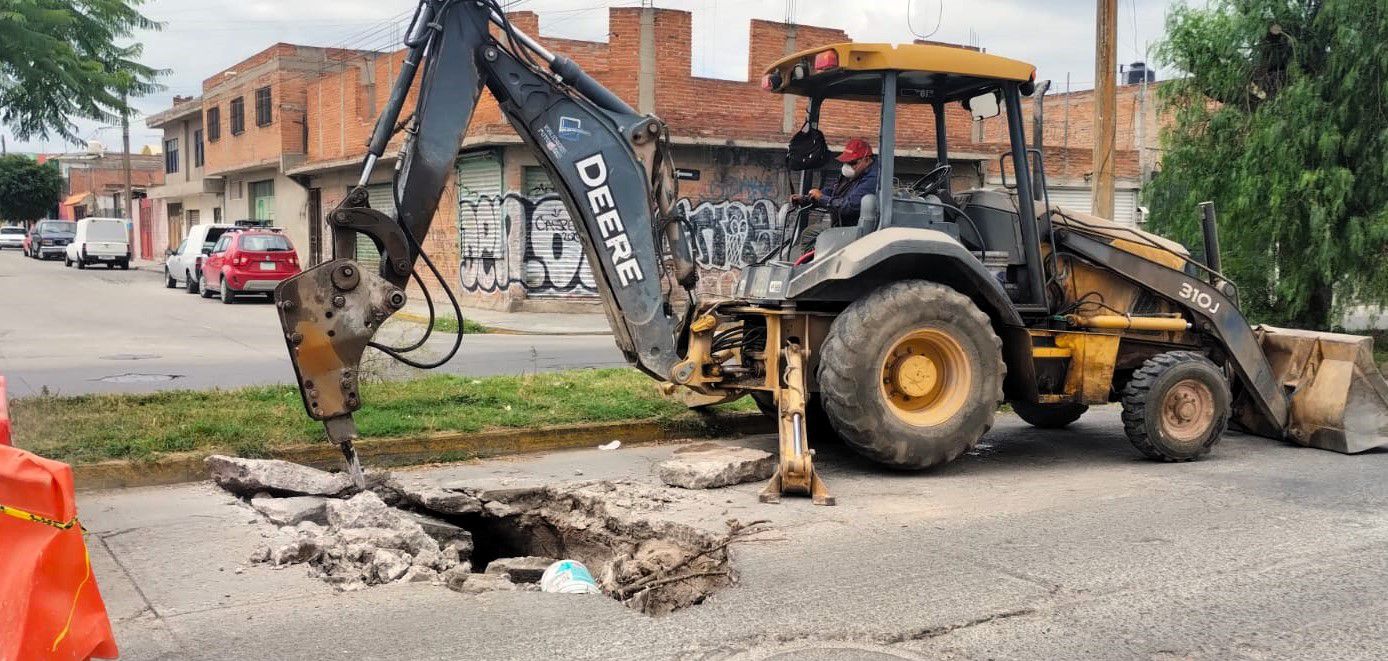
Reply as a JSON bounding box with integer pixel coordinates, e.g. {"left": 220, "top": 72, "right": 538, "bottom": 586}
{"left": 201, "top": 247, "right": 212, "bottom": 255}
{"left": 964, "top": 91, "right": 1002, "bottom": 121}
{"left": 164, "top": 248, "right": 174, "bottom": 256}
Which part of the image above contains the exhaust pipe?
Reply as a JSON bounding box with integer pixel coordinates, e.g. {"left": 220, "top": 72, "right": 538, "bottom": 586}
{"left": 1198, "top": 201, "right": 1223, "bottom": 288}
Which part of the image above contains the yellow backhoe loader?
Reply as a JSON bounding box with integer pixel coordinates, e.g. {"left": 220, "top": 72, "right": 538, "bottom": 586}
{"left": 271, "top": 0, "right": 1388, "bottom": 505}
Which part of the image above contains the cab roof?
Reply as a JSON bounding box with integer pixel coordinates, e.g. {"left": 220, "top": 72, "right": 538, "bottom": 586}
{"left": 763, "top": 42, "right": 1036, "bottom": 103}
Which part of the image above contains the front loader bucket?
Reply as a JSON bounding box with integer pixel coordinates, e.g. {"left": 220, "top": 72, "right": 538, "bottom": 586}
{"left": 1252, "top": 326, "right": 1388, "bottom": 453}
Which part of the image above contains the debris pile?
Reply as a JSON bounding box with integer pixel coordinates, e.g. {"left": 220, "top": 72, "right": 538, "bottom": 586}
{"left": 209, "top": 455, "right": 766, "bottom": 614}
{"left": 248, "top": 491, "right": 470, "bottom": 591}
{"left": 656, "top": 442, "right": 775, "bottom": 489}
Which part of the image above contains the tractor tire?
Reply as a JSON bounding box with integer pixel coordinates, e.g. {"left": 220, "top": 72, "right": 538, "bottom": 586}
{"left": 1013, "top": 401, "right": 1089, "bottom": 429}
{"left": 819, "top": 280, "right": 1004, "bottom": 469}
{"left": 1120, "top": 351, "right": 1230, "bottom": 462}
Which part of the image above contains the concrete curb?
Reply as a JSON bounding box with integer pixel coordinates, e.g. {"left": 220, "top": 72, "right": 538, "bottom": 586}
{"left": 392, "top": 311, "right": 613, "bottom": 337}
{"left": 71, "top": 412, "right": 773, "bottom": 492}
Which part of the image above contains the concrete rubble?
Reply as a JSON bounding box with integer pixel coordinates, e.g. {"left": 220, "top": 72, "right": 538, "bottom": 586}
{"left": 218, "top": 456, "right": 741, "bottom": 613}
{"left": 485, "top": 556, "right": 558, "bottom": 584}
{"left": 249, "top": 494, "right": 327, "bottom": 526}
{"left": 655, "top": 442, "right": 775, "bottom": 489}
{"left": 206, "top": 455, "right": 354, "bottom": 497}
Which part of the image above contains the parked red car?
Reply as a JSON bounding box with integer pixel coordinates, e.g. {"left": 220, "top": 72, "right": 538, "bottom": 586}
{"left": 199, "top": 229, "right": 300, "bottom": 303}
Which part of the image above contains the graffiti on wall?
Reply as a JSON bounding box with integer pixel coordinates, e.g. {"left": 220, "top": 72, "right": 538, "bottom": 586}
{"left": 457, "top": 192, "right": 597, "bottom": 295}
{"left": 675, "top": 198, "right": 783, "bottom": 271}
{"left": 458, "top": 190, "right": 787, "bottom": 296}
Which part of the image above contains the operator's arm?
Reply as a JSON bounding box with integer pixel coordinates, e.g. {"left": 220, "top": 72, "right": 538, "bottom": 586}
{"left": 822, "top": 165, "right": 879, "bottom": 221}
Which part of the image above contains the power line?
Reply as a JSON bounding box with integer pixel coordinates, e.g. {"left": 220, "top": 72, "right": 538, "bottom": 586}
{"left": 906, "top": 0, "right": 943, "bottom": 41}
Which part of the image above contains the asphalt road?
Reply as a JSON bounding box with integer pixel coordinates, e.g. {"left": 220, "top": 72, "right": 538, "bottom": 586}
{"left": 0, "top": 250, "right": 625, "bottom": 397}
{"left": 85, "top": 408, "right": 1388, "bottom": 660}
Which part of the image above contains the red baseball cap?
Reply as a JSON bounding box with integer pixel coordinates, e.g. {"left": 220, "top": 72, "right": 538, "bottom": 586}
{"left": 836, "top": 138, "right": 873, "bottom": 163}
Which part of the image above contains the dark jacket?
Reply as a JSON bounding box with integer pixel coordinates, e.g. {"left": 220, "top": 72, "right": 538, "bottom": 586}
{"left": 823, "top": 159, "right": 880, "bottom": 225}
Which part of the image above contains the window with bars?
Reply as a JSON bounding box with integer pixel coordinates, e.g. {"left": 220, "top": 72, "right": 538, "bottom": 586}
{"left": 229, "top": 97, "right": 245, "bottom": 135}
{"left": 164, "top": 138, "right": 179, "bottom": 173}
{"left": 206, "top": 106, "right": 220, "bottom": 141}
{"left": 193, "top": 129, "right": 204, "bottom": 168}
{"left": 255, "top": 87, "right": 272, "bottom": 127}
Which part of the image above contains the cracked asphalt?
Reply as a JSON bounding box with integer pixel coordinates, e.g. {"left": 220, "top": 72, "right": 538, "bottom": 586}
{"left": 79, "top": 407, "right": 1388, "bottom": 660}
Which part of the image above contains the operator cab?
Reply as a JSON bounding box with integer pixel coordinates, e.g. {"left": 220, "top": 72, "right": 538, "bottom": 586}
{"left": 746, "top": 42, "right": 1049, "bottom": 311}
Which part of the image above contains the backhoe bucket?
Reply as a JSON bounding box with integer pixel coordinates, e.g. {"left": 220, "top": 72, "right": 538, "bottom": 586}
{"left": 1253, "top": 325, "right": 1388, "bottom": 453}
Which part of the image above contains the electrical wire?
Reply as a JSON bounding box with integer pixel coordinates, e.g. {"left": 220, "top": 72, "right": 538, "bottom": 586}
{"left": 906, "top": 0, "right": 943, "bottom": 41}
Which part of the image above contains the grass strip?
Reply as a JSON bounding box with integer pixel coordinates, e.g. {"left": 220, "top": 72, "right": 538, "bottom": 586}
{"left": 11, "top": 368, "right": 754, "bottom": 464}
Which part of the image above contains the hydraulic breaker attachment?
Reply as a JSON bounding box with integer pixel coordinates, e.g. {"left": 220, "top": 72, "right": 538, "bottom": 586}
{"left": 1241, "top": 326, "right": 1388, "bottom": 453}
{"left": 275, "top": 259, "right": 409, "bottom": 487}
{"left": 760, "top": 342, "right": 835, "bottom": 506}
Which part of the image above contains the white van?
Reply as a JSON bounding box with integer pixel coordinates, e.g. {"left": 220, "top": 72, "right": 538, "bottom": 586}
{"left": 65, "top": 217, "right": 131, "bottom": 270}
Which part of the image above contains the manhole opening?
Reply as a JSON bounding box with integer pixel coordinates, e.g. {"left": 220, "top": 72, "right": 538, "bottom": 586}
{"left": 239, "top": 477, "right": 754, "bottom": 616}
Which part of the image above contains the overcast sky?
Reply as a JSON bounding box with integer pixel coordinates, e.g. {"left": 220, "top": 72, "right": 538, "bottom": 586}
{"left": 2, "top": 0, "right": 1174, "bottom": 154}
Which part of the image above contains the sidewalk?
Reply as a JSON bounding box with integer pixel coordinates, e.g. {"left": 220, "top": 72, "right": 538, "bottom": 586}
{"left": 401, "top": 300, "right": 612, "bottom": 335}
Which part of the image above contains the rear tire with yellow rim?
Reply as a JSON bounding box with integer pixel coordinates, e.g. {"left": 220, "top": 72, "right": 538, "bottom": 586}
{"left": 819, "top": 280, "right": 1004, "bottom": 469}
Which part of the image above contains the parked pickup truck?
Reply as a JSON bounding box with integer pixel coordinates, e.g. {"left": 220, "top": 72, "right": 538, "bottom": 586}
{"left": 66, "top": 217, "right": 131, "bottom": 269}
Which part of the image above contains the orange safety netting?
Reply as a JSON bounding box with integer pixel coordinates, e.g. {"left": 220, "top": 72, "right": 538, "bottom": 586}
{"left": 0, "top": 445, "right": 119, "bottom": 660}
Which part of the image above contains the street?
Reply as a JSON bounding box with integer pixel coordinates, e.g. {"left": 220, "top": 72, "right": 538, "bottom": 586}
{"left": 83, "top": 408, "right": 1388, "bottom": 660}
{"left": 0, "top": 250, "right": 625, "bottom": 397}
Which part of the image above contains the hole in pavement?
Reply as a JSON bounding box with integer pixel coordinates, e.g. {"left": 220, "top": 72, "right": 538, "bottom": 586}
{"left": 99, "top": 353, "right": 162, "bottom": 361}
{"left": 96, "top": 373, "right": 182, "bottom": 383}
{"left": 231, "top": 469, "right": 756, "bottom": 616}
{"left": 392, "top": 485, "right": 745, "bottom": 615}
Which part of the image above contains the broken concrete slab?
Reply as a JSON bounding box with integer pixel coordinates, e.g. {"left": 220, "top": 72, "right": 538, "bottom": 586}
{"left": 250, "top": 495, "right": 328, "bottom": 526}
{"left": 206, "top": 455, "right": 353, "bottom": 497}
{"left": 655, "top": 442, "right": 775, "bottom": 489}
{"left": 441, "top": 563, "right": 473, "bottom": 592}
{"left": 447, "top": 572, "right": 519, "bottom": 595}
{"left": 326, "top": 492, "right": 413, "bottom": 530}
{"left": 370, "top": 549, "right": 411, "bottom": 583}
{"left": 400, "top": 510, "right": 472, "bottom": 544}
{"left": 485, "top": 556, "right": 558, "bottom": 584}
{"left": 384, "top": 478, "right": 483, "bottom": 515}
{"left": 401, "top": 566, "right": 439, "bottom": 583}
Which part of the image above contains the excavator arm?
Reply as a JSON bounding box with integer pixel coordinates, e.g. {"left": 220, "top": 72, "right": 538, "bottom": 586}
{"left": 274, "top": 0, "right": 698, "bottom": 485}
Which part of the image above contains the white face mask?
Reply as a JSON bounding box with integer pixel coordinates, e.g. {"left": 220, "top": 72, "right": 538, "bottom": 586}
{"left": 841, "top": 163, "right": 856, "bottom": 178}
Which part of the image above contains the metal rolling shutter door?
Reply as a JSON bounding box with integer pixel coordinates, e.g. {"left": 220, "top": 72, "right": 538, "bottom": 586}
{"left": 456, "top": 152, "right": 504, "bottom": 275}
{"left": 352, "top": 183, "right": 396, "bottom": 270}
{"left": 521, "top": 166, "right": 595, "bottom": 298}
{"left": 1044, "top": 186, "right": 1140, "bottom": 226}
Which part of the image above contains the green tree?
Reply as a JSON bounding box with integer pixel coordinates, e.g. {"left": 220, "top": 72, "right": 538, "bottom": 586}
{"left": 0, "top": 0, "right": 164, "bottom": 142}
{"left": 1147, "top": 0, "right": 1388, "bottom": 329}
{"left": 0, "top": 154, "right": 61, "bottom": 222}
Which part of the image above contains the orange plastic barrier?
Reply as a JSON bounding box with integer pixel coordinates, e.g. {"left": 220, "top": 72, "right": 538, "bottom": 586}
{"left": 0, "top": 375, "right": 11, "bottom": 447}
{"left": 0, "top": 445, "right": 119, "bottom": 660}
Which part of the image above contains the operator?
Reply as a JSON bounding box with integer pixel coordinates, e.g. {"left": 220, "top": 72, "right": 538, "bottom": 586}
{"left": 792, "top": 138, "right": 880, "bottom": 254}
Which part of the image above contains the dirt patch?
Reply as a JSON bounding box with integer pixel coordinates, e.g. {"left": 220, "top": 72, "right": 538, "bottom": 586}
{"left": 226, "top": 464, "right": 764, "bottom": 615}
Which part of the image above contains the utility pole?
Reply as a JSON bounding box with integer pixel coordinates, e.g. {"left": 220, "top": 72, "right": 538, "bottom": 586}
{"left": 1092, "top": 0, "right": 1117, "bottom": 219}
{"left": 121, "top": 93, "right": 133, "bottom": 221}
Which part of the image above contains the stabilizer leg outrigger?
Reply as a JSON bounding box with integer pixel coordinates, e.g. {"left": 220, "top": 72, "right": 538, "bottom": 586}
{"left": 760, "top": 342, "right": 835, "bottom": 506}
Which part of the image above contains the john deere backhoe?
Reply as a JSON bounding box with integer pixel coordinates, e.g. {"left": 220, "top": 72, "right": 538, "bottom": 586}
{"left": 275, "top": 0, "right": 1388, "bottom": 505}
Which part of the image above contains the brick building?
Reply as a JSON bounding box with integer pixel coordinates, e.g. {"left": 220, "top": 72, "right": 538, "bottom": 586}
{"left": 51, "top": 150, "right": 163, "bottom": 221}
{"left": 145, "top": 7, "right": 1158, "bottom": 312}
{"left": 146, "top": 95, "right": 224, "bottom": 252}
